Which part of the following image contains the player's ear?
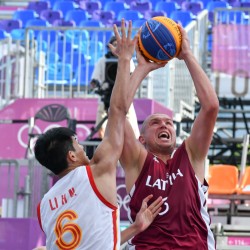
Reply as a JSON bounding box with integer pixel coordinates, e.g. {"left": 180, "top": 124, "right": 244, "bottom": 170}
{"left": 68, "top": 150, "right": 77, "bottom": 162}
{"left": 139, "top": 135, "right": 146, "bottom": 145}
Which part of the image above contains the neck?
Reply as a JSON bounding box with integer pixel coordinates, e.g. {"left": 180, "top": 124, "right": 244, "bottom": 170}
{"left": 151, "top": 152, "right": 172, "bottom": 164}
{"left": 58, "top": 165, "right": 78, "bottom": 179}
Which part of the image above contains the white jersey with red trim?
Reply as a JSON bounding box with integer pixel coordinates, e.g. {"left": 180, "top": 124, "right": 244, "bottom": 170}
{"left": 37, "top": 165, "right": 120, "bottom": 250}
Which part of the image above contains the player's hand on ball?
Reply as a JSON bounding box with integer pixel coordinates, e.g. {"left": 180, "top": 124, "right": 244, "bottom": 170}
{"left": 176, "top": 24, "right": 192, "bottom": 60}
{"left": 136, "top": 32, "right": 167, "bottom": 72}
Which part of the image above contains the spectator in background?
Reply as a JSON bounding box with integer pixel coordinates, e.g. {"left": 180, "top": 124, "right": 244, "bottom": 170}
{"left": 90, "top": 35, "right": 139, "bottom": 139}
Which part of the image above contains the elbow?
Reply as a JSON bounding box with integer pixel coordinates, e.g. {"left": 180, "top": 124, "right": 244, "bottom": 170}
{"left": 206, "top": 98, "right": 219, "bottom": 117}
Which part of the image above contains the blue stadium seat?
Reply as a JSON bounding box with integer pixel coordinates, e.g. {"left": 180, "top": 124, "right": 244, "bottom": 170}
{"left": 181, "top": 1, "right": 204, "bottom": 16}
{"left": 65, "top": 30, "right": 89, "bottom": 45}
{"left": 133, "top": 19, "right": 146, "bottom": 27}
{"left": 46, "top": 52, "right": 60, "bottom": 64}
{"left": 40, "top": 9, "right": 62, "bottom": 25}
{"left": 92, "top": 10, "right": 115, "bottom": 26}
{"left": 149, "top": 0, "right": 163, "bottom": 10}
{"left": 38, "top": 30, "right": 62, "bottom": 47}
{"left": 206, "top": 1, "right": 230, "bottom": 11}
{"left": 53, "top": 19, "right": 75, "bottom": 26}
{"left": 26, "top": 19, "right": 49, "bottom": 38}
{"left": 104, "top": 2, "right": 126, "bottom": 19}
{"left": 228, "top": 0, "right": 241, "bottom": 7}
{"left": 46, "top": 62, "right": 73, "bottom": 85}
{"left": 131, "top": 19, "right": 146, "bottom": 38}
{"left": 65, "top": 51, "right": 88, "bottom": 73}
{"left": 240, "top": 2, "right": 250, "bottom": 14}
{"left": 65, "top": 9, "right": 88, "bottom": 26}
{"left": 75, "top": 64, "right": 94, "bottom": 86}
{"left": 26, "top": 18, "right": 49, "bottom": 27}
{"left": 144, "top": 10, "right": 166, "bottom": 19}
{"left": 50, "top": 40, "right": 74, "bottom": 59}
{"left": 53, "top": 0, "right": 76, "bottom": 18}
{"left": 48, "top": 0, "right": 62, "bottom": 8}
{"left": 84, "top": 1, "right": 102, "bottom": 15}
{"left": 170, "top": 10, "right": 194, "bottom": 27}
{"left": 91, "top": 30, "right": 113, "bottom": 46}
{"left": 97, "top": 0, "right": 113, "bottom": 9}
{"left": 130, "top": 1, "right": 152, "bottom": 15}
{"left": 221, "top": 10, "right": 247, "bottom": 24}
{"left": 27, "top": 0, "right": 50, "bottom": 15}
{"left": 10, "top": 28, "right": 34, "bottom": 40}
{"left": 13, "top": 9, "right": 38, "bottom": 28}
{"left": 117, "top": 10, "right": 143, "bottom": 21}
{"left": 0, "top": 29, "right": 9, "bottom": 40}
{"left": 0, "top": 19, "right": 21, "bottom": 33}
{"left": 79, "top": 41, "right": 104, "bottom": 65}
{"left": 198, "top": 0, "right": 213, "bottom": 10}
{"left": 79, "top": 20, "right": 103, "bottom": 38}
{"left": 175, "top": 0, "right": 186, "bottom": 8}
{"left": 155, "top": 1, "right": 179, "bottom": 17}
{"left": 206, "top": 1, "right": 230, "bottom": 23}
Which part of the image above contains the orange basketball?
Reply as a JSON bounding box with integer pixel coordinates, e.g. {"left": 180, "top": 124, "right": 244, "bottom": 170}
{"left": 138, "top": 16, "right": 182, "bottom": 63}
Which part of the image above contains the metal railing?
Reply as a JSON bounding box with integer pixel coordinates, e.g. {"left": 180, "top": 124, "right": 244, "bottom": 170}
{"left": 0, "top": 158, "right": 51, "bottom": 218}
{"left": 0, "top": 11, "right": 209, "bottom": 118}
{"left": 212, "top": 223, "right": 250, "bottom": 250}
{"left": 0, "top": 37, "right": 25, "bottom": 108}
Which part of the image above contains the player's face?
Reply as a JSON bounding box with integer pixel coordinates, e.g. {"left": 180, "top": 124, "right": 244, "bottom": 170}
{"left": 142, "top": 114, "right": 176, "bottom": 152}
{"left": 72, "top": 136, "right": 90, "bottom": 165}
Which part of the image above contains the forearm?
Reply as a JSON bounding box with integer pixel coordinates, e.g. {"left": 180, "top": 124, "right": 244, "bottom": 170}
{"left": 109, "top": 57, "right": 131, "bottom": 114}
{"left": 184, "top": 52, "right": 219, "bottom": 111}
{"left": 130, "top": 65, "right": 149, "bottom": 89}
{"left": 128, "top": 62, "right": 156, "bottom": 102}
{"left": 120, "top": 223, "right": 141, "bottom": 245}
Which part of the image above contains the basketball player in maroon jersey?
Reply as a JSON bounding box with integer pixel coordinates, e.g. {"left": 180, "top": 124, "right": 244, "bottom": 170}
{"left": 120, "top": 24, "right": 219, "bottom": 249}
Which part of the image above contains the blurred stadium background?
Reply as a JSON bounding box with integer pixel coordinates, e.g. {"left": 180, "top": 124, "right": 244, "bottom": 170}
{"left": 0, "top": 0, "right": 249, "bottom": 249}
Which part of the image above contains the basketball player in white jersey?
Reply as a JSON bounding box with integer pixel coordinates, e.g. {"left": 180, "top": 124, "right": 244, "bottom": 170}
{"left": 34, "top": 19, "right": 165, "bottom": 250}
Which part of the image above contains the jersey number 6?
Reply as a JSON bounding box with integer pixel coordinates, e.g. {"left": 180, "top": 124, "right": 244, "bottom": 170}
{"left": 55, "top": 210, "right": 82, "bottom": 249}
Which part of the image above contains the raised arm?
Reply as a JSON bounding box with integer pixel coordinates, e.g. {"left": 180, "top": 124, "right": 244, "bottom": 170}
{"left": 120, "top": 40, "right": 167, "bottom": 192}
{"left": 90, "top": 20, "right": 143, "bottom": 204}
{"left": 177, "top": 24, "right": 219, "bottom": 181}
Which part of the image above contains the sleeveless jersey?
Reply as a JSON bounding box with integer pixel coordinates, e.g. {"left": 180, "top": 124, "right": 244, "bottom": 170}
{"left": 127, "top": 142, "right": 215, "bottom": 250}
{"left": 37, "top": 165, "right": 120, "bottom": 250}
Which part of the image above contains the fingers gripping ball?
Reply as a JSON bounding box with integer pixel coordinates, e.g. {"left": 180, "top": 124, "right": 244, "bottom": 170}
{"left": 138, "top": 16, "right": 182, "bottom": 63}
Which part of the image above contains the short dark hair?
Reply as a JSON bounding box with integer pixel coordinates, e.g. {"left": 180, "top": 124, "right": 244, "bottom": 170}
{"left": 34, "top": 127, "right": 76, "bottom": 175}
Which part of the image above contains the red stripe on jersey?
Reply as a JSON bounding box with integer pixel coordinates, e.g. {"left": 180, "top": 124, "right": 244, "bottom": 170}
{"left": 112, "top": 210, "right": 118, "bottom": 250}
{"left": 86, "top": 165, "right": 117, "bottom": 210}
{"left": 37, "top": 202, "right": 44, "bottom": 232}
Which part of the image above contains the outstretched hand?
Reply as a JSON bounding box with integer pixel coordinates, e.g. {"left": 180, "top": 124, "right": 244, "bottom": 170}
{"left": 109, "top": 19, "right": 137, "bottom": 61}
{"left": 134, "top": 194, "right": 163, "bottom": 233}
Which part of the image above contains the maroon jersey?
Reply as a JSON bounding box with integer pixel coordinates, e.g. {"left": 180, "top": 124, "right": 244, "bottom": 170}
{"left": 127, "top": 142, "right": 215, "bottom": 250}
